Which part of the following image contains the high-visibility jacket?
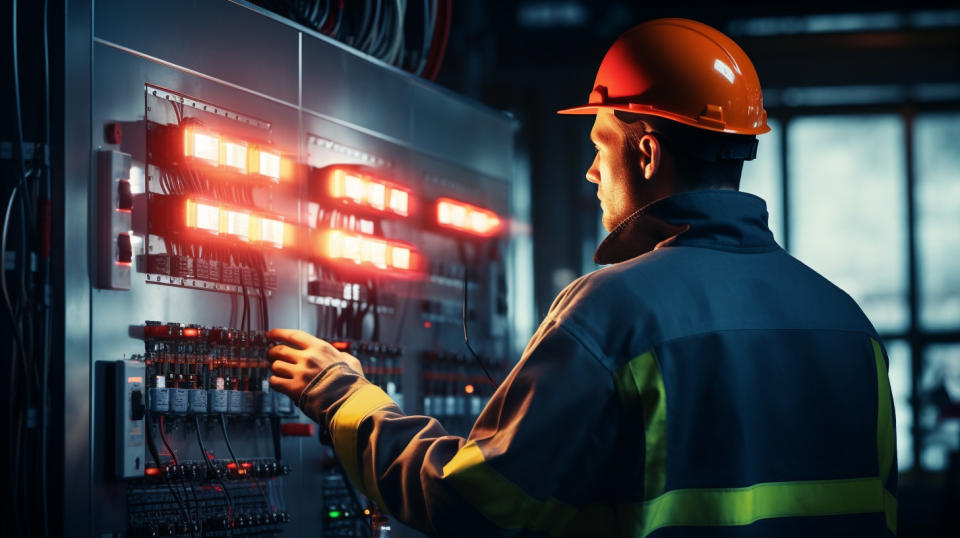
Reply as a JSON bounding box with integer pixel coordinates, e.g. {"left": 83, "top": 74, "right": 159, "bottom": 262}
{"left": 300, "top": 189, "right": 898, "bottom": 537}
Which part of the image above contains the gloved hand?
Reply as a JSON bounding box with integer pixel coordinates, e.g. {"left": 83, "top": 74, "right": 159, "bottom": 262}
{"left": 267, "top": 328, "right": 364, "bottom": 403}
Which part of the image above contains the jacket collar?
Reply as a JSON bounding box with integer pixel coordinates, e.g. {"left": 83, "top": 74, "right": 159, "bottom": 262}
{"left": 594, "top": 190, "right": 778, "bottom": 264}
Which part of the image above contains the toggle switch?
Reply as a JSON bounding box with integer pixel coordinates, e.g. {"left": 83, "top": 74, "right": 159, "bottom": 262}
{"left": 117, "top": 179, "right": 133, "bottom": 211}
{"left": 98, "top": 150, "right": 132, "bottom": 289}
{"left": 117, "top": 233, "right": 133, "bottom": 264}
{"left": 131, "top": 389, "right": 146, "bottom": 420}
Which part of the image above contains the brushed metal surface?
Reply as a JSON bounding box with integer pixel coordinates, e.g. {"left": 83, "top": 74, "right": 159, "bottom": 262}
{"left": 63, "top": 1, "right": 521, "bottom": 535}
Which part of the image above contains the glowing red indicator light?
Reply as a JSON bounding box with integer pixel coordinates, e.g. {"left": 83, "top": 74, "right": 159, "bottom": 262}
{"left": 250, "top": 148, "right": 282, "bottom": 180}
{"left": 328, "top": 168, "right": 411, "bottom": 217}
{"left": 250, "top": 216, "right": 292, "bottom": 248}
{"left": 318, "top": 230, "right": 418, "bottom": 272}
{"left": 220, "top": 209, "right": 251, "bottom": 241}
{"left": 331, "top": 341, "right": 350, "bottom": 351}
{"left": 183, "top": 126, "right": 220, "bottom": 165}
{"left": 179, "top": 124, "right": 288, "bottom": 182}
{"left": 185, "top": 199, "right": 220, "bottom": 234}
{"left": 182, "top": 328, "right": 199, "bottom": 337}
{"left": 464, "top": 384, "right": 475, "bottom": 394}
{"left": 181, "top": 198, "right": 290, "bottom": 249}
{"left": 220, "top": 139, "right": 248, "bottom": 173}
{"left": 436, "top": 198, "right": 502, "bottom": 236}
{"left": 145, "top": 467, "right": 162, "bottom": 476}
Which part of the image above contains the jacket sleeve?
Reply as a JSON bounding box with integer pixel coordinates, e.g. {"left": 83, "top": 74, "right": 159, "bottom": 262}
{"left": 298, "top": 319, "right": 621, "bottom": 537}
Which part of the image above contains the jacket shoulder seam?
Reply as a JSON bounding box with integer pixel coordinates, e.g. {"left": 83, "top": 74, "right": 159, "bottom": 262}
{"left": 557, "top": 317, "right": 615, "bottom": 375}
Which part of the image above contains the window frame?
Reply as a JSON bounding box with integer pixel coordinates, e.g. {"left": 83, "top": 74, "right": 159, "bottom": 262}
{"left": 768, "top": 101, "right": 960, "bottom": 481}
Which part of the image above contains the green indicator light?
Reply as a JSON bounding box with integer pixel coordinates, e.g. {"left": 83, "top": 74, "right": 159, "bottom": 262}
{"left": 328, "top": 510, "right": 341, "bottom": 519}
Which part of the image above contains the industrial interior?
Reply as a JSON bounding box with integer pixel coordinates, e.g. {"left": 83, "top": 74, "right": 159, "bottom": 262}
{"left": 2, "top": 1, "right": 959, "bottom": 536}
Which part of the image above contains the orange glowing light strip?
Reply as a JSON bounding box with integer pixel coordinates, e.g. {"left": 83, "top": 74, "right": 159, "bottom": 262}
{"left": 183, "top": 198, "right": 294, "bottom": 248}
{"left": 182, "top": 125, "right": 289, "bottom": 181}
{"left": 329, "top": 168, "right": 411, "bottom": 217}
{"left": 436, "top": 197, "right": 502, "bottom": 236}
{"left": 317, "top": 230, "right": 417, "bottom": 271}
{"left": 183, "top": 126, "right": 221, "bottom": 166}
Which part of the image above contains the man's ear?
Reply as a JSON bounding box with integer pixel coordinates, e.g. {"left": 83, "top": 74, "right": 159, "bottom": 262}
{"left": 637, "top": 133, "right": 661, "bottom": 181}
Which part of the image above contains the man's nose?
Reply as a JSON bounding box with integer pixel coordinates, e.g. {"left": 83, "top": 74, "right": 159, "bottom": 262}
{"left": 585, "top": 156, "right": 600, "bottom": 185}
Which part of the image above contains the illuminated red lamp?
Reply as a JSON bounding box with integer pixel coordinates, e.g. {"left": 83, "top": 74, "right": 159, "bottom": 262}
{"left": 145, "top": 466, "right": 163, "bottom": 477}
{"left": 178, "top": 124, "right": 291, "bottom": 182}
{"left": 248, "top": 147, "right": 286, "bottom": 181}
{"left": 325, "top": 167, "right": 412, "bottom": 217}
{"left": 180, "top": 197, "right": 294, "bottom": 249}
{"left": 315, "top": 230, "right": 420, "bottom": 273}
{"left": 219, "top": 137, "right": 249, "bottom": 174}
{"left": 250, "top": 215, "right": 296, "bottom": 249}
{"left": 435, "top": 198, "right": 502, "bottom": 237}
{"left": 182, "top": 327, "right": 200, "bottom": 337}
{"left": 331, "top": 341, "right": 351, "bottom": 351}
{"left": 183, "top": 125, "right": 221, "bottom": 166}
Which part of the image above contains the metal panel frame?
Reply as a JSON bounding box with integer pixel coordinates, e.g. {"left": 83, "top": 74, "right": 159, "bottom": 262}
{"left": 55, "top": 1, "right": 519, "bottom": 535}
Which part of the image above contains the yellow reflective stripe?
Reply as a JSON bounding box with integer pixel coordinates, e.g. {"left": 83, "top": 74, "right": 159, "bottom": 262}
{"left": 622, "top": 477, "right": 887, "bottom": 538}
{"left": 442, "top": 441, "right": 616, "bottom": 536}
{"left": 614, "top": 350, "right": 667, "bottom": 500}
{"left": 329, "top": 383, "right": 395, "bottom": 512}
{"left": 884, "top": 489, "right": 897, "bottom": 535}
{"left": 872, "top": 338, "right": 898, "bottom": 534}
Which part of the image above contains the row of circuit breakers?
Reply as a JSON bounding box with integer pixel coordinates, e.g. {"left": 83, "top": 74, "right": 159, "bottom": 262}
{"left": 105, "top": 87, "right": 507, "bottom": 536}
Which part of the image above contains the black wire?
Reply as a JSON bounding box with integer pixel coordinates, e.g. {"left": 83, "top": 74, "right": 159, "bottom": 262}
{"left": 193, "top": 415, "right": 234, "bottom": 519}
{"left": 160, "top": 415, "right": 202, "bottom": 526}
{"left": 270, "top": 415, "right": 282, "bottom": 462}
{"left": 41, "top": 0, "right": 51, "bottom": 522}
{"left": 146, "top": 413, "right": 193, "bottom": 528}
{"left": 11, "top": 0, "right": 28, "bottom": 191}
{"left": 218, "top": 413, "right": 242, "bottom": 472}
{"left": 459, "top": 245, "right": 498, "bottom": 386}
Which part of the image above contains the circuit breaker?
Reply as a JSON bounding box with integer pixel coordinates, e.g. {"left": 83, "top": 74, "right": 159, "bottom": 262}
{"left": 115, "top": 359, "right": 147, "bottom": 478}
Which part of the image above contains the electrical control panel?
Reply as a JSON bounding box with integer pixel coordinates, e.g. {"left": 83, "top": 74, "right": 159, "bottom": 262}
{"left": 76, "top": 1, "right": 525, "bottom": 537}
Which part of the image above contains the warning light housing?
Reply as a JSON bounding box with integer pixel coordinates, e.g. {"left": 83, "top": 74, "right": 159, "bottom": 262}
{"left": 159, "top": 122, "right": 291, "bottom": 183}
{"left": 314, "top": 229, "right": 422, "bottom": 275}
{"left": 154, "top": 196, "right": 295, "bottom": 249}
{"left": 313, "top": 166, "right": 413, "bottom": 217}
{"left": 435, "top": 197, "right": 502, "bottom": 237}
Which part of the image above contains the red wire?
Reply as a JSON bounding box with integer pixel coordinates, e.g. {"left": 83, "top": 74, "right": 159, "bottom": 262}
{"left": 320, "top": 0, "right": 344, "bottom": 36}
{"left": 422, "top": 0, "right": 452, "bottom": 80}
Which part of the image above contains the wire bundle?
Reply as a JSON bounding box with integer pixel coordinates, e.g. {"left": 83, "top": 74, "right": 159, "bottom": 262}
{"left": 257, "top": 0, "right": 452, "bottom": 79}
{"left": 155, "top": 105, "right": 272, "bottom": 334}
{"left": 5, "top": 1, "right": 53, "bottom": 536}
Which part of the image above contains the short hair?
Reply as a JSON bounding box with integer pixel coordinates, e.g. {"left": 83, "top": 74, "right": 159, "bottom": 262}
{"left": 613, "top": 111, "right": 758, "bottom": 190}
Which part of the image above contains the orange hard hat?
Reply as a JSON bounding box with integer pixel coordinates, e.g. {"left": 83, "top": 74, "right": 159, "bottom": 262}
{"left": 558, "top": 18, "right": 770, "bottom": 136}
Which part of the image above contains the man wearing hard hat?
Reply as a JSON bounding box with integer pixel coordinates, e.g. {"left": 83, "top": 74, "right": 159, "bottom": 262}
{"left": 268, "top": 19, "right": 898, "bottom": 536}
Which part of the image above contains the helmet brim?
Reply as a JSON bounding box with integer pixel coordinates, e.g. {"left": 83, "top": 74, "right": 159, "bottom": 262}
{"left": 556, "top": 103, "right": 771, "bottom": 135}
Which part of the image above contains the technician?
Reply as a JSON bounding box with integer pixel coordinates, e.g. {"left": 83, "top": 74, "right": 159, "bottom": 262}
{"left": 268, "top": 19, "right": 898, "bottom": 537}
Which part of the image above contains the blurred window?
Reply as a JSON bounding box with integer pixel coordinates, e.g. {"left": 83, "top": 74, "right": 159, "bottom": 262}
{"left": 787, "top": 115, "right": 908, "bottom": 332}
{"left": 886, "top": 340, "right": 914, "bottom": 471}
{"left": 915, "top": 113, "right": 960, "bottom": 330}
{"left": 919, "top": 345, "right": 960, "bottom": 471}
{"left": 740, "top": 119, "right": 783, "bottom": 245}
